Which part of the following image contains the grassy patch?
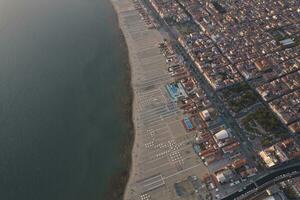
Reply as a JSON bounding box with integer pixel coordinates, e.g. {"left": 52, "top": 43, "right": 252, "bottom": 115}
{"left": 175, "top": 22, "right": 199, "bottom": 35}
{"left": 241, "top": 107, "right": 287, "bottom": 136}
{"left": 220, "top": 82, "right": 259, "bottom": 114}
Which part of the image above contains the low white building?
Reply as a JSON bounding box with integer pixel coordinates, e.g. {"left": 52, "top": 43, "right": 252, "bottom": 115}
{"left": 200, "top": 109, "right": 211, "bottom": 121}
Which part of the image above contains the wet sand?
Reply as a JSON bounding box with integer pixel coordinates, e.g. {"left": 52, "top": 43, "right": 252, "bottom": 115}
{"left": 110, "top": 0, "right": 209, "bottom": 199}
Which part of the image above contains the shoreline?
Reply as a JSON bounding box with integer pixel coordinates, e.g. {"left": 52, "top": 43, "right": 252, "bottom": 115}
{"left": 109, "top": 0, "right": 209, "bottom": 199}
{"left": 106, "top": 0, "right": 300, "bottom": 199}
{"left": 109, "top": 0, "right": 144, "bottom": 199}
{"left": 103, "top": 0, "right": 135, "bottom": 199}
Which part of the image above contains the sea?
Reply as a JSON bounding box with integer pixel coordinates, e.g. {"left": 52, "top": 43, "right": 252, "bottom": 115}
{"left": 0, "top": 0, "right": 132, "bottom": 199}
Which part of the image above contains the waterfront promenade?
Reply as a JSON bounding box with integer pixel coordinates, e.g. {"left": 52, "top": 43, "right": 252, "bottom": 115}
{"left": 111, "top": 0, "right": 208, "bottom": 199}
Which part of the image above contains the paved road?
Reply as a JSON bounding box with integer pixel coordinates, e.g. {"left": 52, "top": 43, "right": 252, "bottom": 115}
{"left": 140, "top": 0, "right": 256, "bottom": 166}
{"left": 175, "top": 0, "right": 293, "bottom": 133}
{"left": 138, "top": 2, "right": 300, "bottom": 200}
{"left": 221, "top": 159, "right": 300, "bottom": 200}
{"left": 120, "top": 7, "right": 210, "bottom": 199}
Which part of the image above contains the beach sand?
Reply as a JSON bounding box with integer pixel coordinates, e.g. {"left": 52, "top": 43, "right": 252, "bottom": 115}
{"left": 110, "top": 0, "right": 209, "bottom": 199}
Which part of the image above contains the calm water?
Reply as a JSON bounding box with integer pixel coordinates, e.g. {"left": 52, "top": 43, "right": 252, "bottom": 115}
{"left": 0, "top": 0, "right": 131, "bottom": 199}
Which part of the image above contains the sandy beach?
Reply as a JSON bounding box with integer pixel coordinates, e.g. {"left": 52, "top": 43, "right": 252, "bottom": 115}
{"left": 111, "top": 0, "right": 208, "bottom": 199}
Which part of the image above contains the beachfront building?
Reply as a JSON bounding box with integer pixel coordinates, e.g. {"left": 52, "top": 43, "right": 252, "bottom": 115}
{"left": 166, "top": 82, "right": 188, "bottom": 102}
